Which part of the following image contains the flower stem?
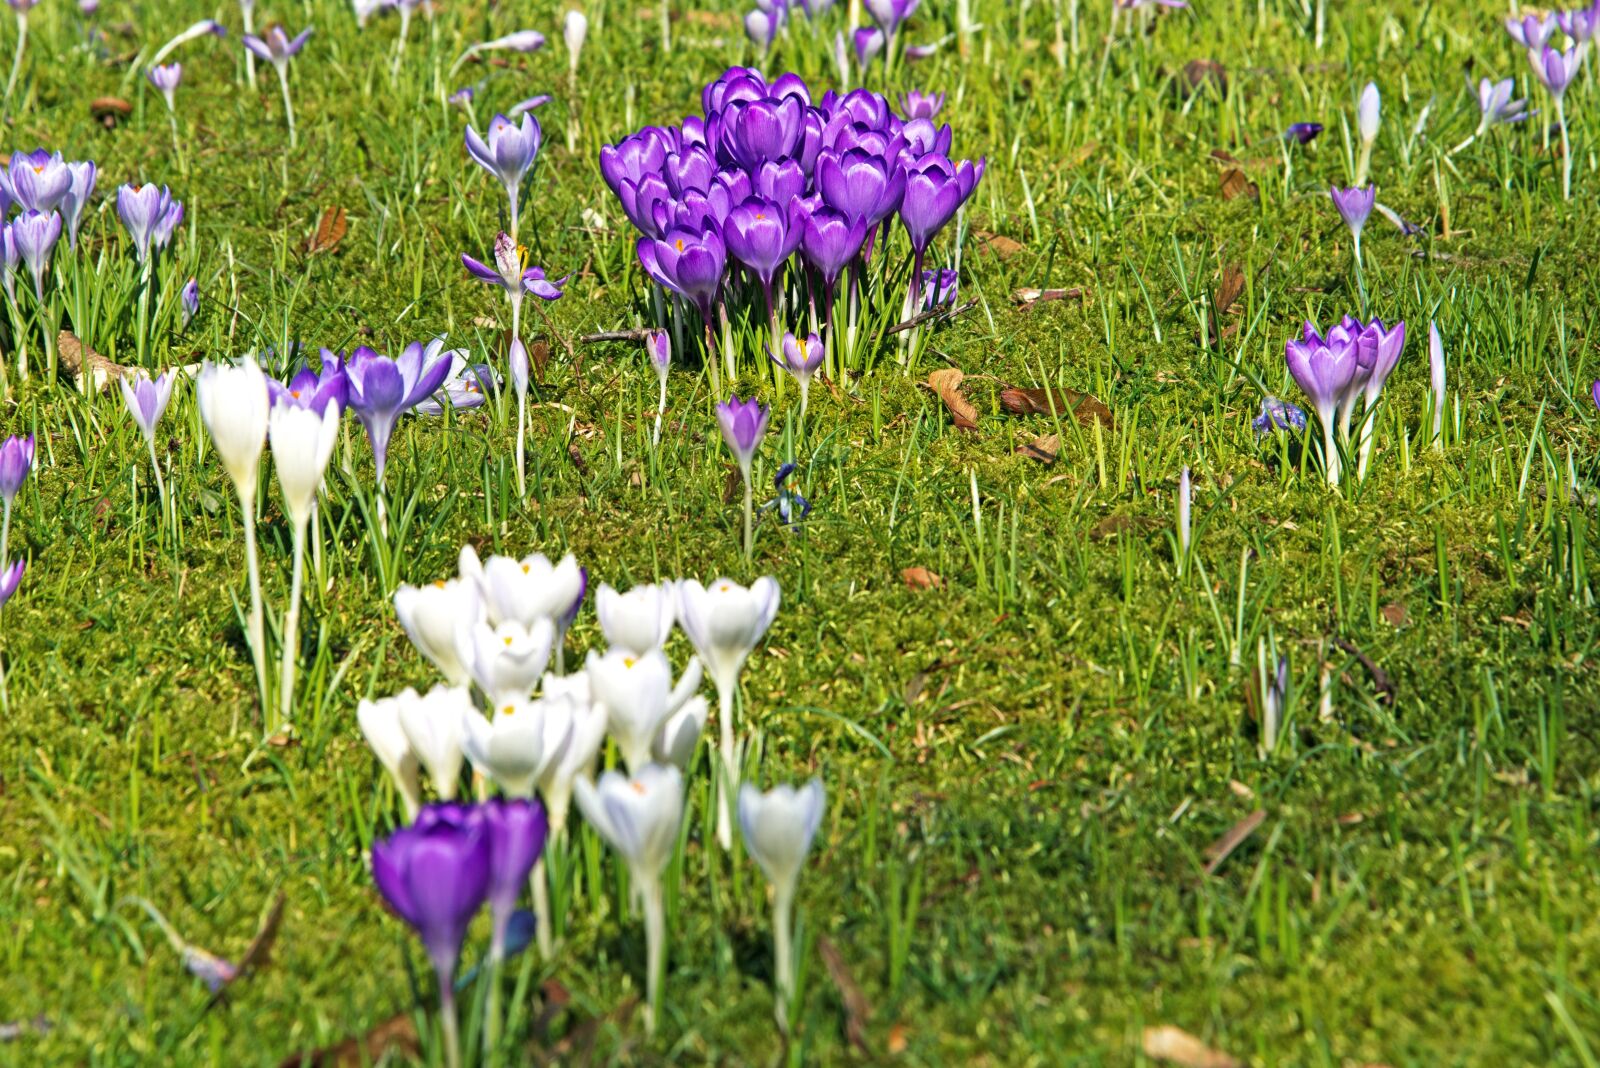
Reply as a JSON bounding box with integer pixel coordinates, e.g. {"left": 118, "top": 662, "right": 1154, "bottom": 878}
{"left": 1557, "top": 97, "right": 1571, "bottom": 201}
{"left": 241, "top": 7, "right": 256, "bottom": 88}
{"left": 1, "top": 498, "right": 11, "bottom": 565}
{"left": 439, "top": 986, "right": 461, "bottom": 1068}
{"left": 716, "top": 685, "right": 736, "bottom": 850}
{"left": 1351, "top": 235, "right": 1367, "bottom": 319}
{"left": 4, "top": 14, "right": 26, "bottom": 107}
{"left": 773, "top": 885, "right": 795, "bottom": 1033}
{"left": 654, "top": 377, "right": 666, "bottom": 447}
{"left": 276, "top": 67, "right": 297, "bottom": 149}
{"left": 240, "top": 491, "right": 269, "bottom": 734}
{"left": 147, "top": 437, "right": 167, "bottom": 522}
{"left": 278, "top": 521, "right": 306, "bottom": 731}
{"left": 1321, "top": 415, "right": 1341, "bottom": 487}
{"left": 642, "top": 878, "right": 666, "bottom": 1037}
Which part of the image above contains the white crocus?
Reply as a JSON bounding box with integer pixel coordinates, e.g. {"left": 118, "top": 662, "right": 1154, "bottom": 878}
{"left": 462, "top": 696, "right": 571, "bottom": 798}
{"left": 738, "top": 779, "right": 826, "bottom": 1032}
{"left": 460, "top": 547, "right": 586, "bottom": 668}
{"left": 574, "top": 764, "right": 685, "bottom": 1036}
{"left": 653, "top": 695, "right": 706, "bottom": 770}
{"left": 396, "top": 684, "right": 471, "bottom": 800}
{"left": 393, "top": 577, "right": 482, "bottom": 685}
{"left": 457, "top": 616, "right": 556, "bottom": 708}
{"left": 197, "top": 356, "right": 271, "bottom": 726}
{"left": 268, "top": 401, "right": 340, "bottom": 729}
{"left": 356, "top": 694, "right": 423, "bottom": 820}
{"left": 1355, "top": 81, "right": 1380, "bottom": 186}
{"left": 596, "top": 581, "right": 676, "bottom": 654}
{"left": 676, "top": 576, "right": 780, "bottom": 847}
{"left": 564, "top": 10, "right": 587, "bottom": 75}
{"left": 585, "top": 648, "right": 702, "bottom": 774}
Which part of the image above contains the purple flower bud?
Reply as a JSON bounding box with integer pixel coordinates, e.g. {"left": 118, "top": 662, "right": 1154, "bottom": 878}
{"left": 0, "top": 434, "right": 32, "bottom": 503}
{"left": 645, "top": 329, "right": 671, "bottom": 378}
{"left": 117, "top": 183, "right": 174, "bottom": 262}
{"left": 1253, "top": 396, "right": 1307, "bottom": 436}
{"left": 900, "top": 154, "right": 983, "bottom": 254}
{"left": 770, "top": 331, "right": 824, "bottom": 385}
{"left": 509, "top": 337, "right": 530, "bottom": 396}
{"left": 11, "top": 210, "right": 60, "bottom": 299}
{"left": 466, "top": 113, "right": 542, "bottom": 203}
{"left": 268, "top": 355, "right": 348, "bottom": 416}
{"left": 636, "top": 225, "right": 726, "bottom": 319}
{"left": 0, "top": 557, "right": 23, "bottom": 610}
{"left": 120, "top": 371, "right": 176, "bottom": 441}
{"left": 799, "top": 206, "right": 867, "bottom": 286}
{"left": 863, "top": 0, "right": 921, "bottom": 38}
{"left": 852, "top": 26, "right": 884, "bottom": 68}
{"left": 480, "top": 798, "right": 547, "bottom": 955}
{"left": 1505, "top": 13, "right": 1556, "bottom": 50}
{"left": 61, "top": 161, "right": 95, "bottom": 248}
{"left": 717, "top": 395, "right": 770, "bottom": 472}
{"left": 1529, "top": 45, "right": 1580, "bottom": 99}
{"left": 147, "top": 62, "right": 182, "bottom": 100}
{"left": 182, "top": 277, "right": 200, "bottom": 326}
{"left": 900, "top": 89, "right": 944, "bottom": 120}
{"left": 1329, "top": 185, "right": 1376, "bottom": 241}
{"left": 724, "top": 195, "right": 805, "bottom": 288}
{"left": 370, "top": 802, "right": 491, "bottom": 993}
{"left": 1284, "top": 122, "right": 1322, "bottom": 144}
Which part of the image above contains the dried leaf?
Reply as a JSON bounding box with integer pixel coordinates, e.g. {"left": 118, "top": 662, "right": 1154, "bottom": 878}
{"left": 1214, "top": 263, "right": 1246, "bottom": 316}
{"left": 1380, "top": 602, "right": 1408, "bottom": 627}
{"left": 90, "top": 96, "right": 132, "bottom": 128}
{"left": 927, "top": 368, "right": 978, "bottom": 430}
{"left": 1203, "top": 809, "right": 1265, "bottom": 875}
{"left": 1143, "top": 1025, "right": 1242, "bottom": 1068}
{"left": 974, "top": 230, "right": 1025, "bottom": 259}
{"left": 1218, "top": 168, "right": 1258, "bottom": 202}
{"left": 901, "top": 566, "right": 944, "bottom": 591}
{"left": 722, "top": 467, "right": 742, "bottom": 505}
{"left": 818, "top": 936, "right": 874, "bottom": 1057}
{"left": 1069, "top": 141, "right": 1099, "bottom": 167}
{"left": 1181, "top": 59, "right": 1229, "bottom": 97}
{"left": 307, "top": 206, "right": 347, "bottom": 255}
{"left": 529, "top": 340, "right": 551, "bottom": 381}
{"left": 998, "top": 386, "right": 1114, "bottom": 431}
{"left": 280, "top": 1012, "right": 420, "bottom": 1068}
{"left": 1017, "top": 434, "right": 1060, "bottom": 464}
{"left": 1013, "top": 286, "right": 1086, "bottom": 308}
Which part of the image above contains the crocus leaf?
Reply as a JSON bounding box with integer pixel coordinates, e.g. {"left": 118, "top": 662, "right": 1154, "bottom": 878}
{"left": 1142, "top": 1025, "right": 1242, "bottom": 1068}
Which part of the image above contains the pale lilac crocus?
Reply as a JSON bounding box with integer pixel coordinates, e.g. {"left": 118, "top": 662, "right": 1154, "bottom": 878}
{"left": 0, "top": 432, "right": 31, "bottom": 563}
{"left": 11, "top": 210, "right": 59, "bottom": 301}
{"left": 117, "top": 183, "right": 174, "bottom": 262}
{"left": 1429, "top": 321, "right": 1445, "bottom": 450}
{"left": 465, "top": 113, "right": 542, "bottom": 241}
{"left": 244, "top": 25, "right": 311, "bottom": 146}
{"left": 8, "top": 150, "right": 70, "bottom": 214}
{"left": 1354, "top": 318, "right": 1405, "bottom": 479}
{"left": 1456, "top": 77, "right": 1529, "bottom": 153}
{"left": 1506, "top": 13, "right": 1557, "bottom": 50}
{"left": 1285, "top": 321, "right": 1362, "bottom": 486}
{"left": 1355, "top": 81, "right": 1380, "bottom": 185}
{"left": 1530, "top": 45, "right": 1581, "bottom": 199}
{"left": 900, "top": 89, "right": 944, "bottom": 119}
{"left": 61, "top": 162, "right": 96, "bottom": 248}
{"left": 182, "top": 278, "right": 200, "bottom": 326}
{"left": 770, "top": 331, "right": 824, "bottom": 421}
{"left": 449, "top": 29, "right": 545, "bottom": 79}
{"left": 120, "top": 369, "right": 177, "bottom": 506}
{"left": 718, "top": 395, "right": 770, "bottom": 560}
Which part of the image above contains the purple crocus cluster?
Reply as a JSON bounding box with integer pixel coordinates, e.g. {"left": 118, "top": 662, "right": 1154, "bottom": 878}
{"left": 601, "top": 66, "right": 983, "bottom": 373}
{"left": 0, "top": 149, "right": 94, "bottom": 302}
{"left": 1284, "top": 316, "right": 1405, "bottom": 486}
{"left": 1505, "top": 5, "right": 1593, "bottom": 198}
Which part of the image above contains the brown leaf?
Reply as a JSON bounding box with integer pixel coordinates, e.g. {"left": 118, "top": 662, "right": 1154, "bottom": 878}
{"left": 1380, "top": 602, "right": 1408, "bottom": 627}
{"left": 90, "top": 96, "right": 132, "bottom": 128}
{"left": 998, "top": 386, "right": 1114, "bottom": 431}
{"left": 901, "top": 567, "right": 944, "bottom": 591}
{"left": 722, "top": 467, "right": 742, "bottom": 505}
{"left": 974, "top": 230, "right": 1025, "bottom": 259}
{"left": 927, "top": 368, "right": 978, "bottom": 430}
{"left": 818, "top": 936, "right": 874, "bottom": 1057}
{"left": 306, "top": 206, "right": 347, "bottom": 255}
{"left": 887, "top": 1022, "right": 909, "bottom": 1055}
{"left": 1017, "top": 434, "right": 1060, "bottom": 464}
{"left": 529, "top": 339, "right": 551, "bottom": 381}
{"left": 1143, "top": 1025, "right": 1242, "bottom": 1068}
{"left": 1214, "top": 263, "right": 1246, "bottom": 316}
{"left": 280, "top": 1012, "right": 420, "bottom": 1068}
{"left": 1218, "top": 168, "right": 1258, "bottom": 201}
{"left": 1203, "top": 809, "right": 1265, "bottom": 875}
{"left": 1089, "top": 514, "right": 1159, "bottom": 540}
{"left": 1181, "top": 59, "right": 1229, "bottom": 97}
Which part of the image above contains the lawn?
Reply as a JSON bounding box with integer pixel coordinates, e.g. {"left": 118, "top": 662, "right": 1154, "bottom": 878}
{"left": 2, "top": 0, "right": 1599, "bottom": 1065}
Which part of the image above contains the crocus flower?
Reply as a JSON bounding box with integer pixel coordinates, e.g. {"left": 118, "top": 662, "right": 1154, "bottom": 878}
{"left": 1285, "top": 322, "right": 1362, "bottom": 485}
{"left": 0, "top": 557, "right": 23, "bottom": 611}
{"left": 761, "top": 461, "right": 811, "bottom": 528}
{"left": 11, "top": 210, "right": 58, "bottom": 299}
{"left": 745, "top": 2, "right": 785, "bottom": 49}
{"left": 534, "top": 673, "right": 608, "bottom": 836}
{"left": 478, "top": 797, "right": 548, "bottom": 960}
{"left": 1352, "top": 318, "right": 1405, "bottom": 479}
{"left": 920, "top": 267, "right": 959, "bottom": 310}
{"left": 900, "top": 154, "right": 983, "bottom": 254}
{"left": 395, "top": 684, "right": 471, "bottom": 801}
{"left": 724, "top": 195, "right": 806, "bottom": 292}
{"left": 147, "top": 62, "right": 182, "bottom": 110}
{"left": 1430, "top": 321, "right": 1446, "bottom": 448}
{"left": 738, "top": 779, "right": 825, "bottom": 1030}
{"left": 121, "top": 371, "right": 175, "bottom": 443}
{"left": 636, "top": 225, "right": 727, "bottom": 326}
{"left": 456, "top": 617, "right": 557, "bottom": 708}
{"left": 0, "top": 433, "right": 32, "bottom": 506}
{"left": 573, "top": 765, "right": 686, "bottom": 1035}
{"left": 718, "top": 395, "right": 770, "bottom": 476}
{"left": 370, "top": 803, "right": 490, "bottom": 1067}
{"left": 117, "top": 184, "right": 174, "bottom": 263}
{"left": 596, "top": 582, "right": 677, "bottom": 655}
{"left": 415, "top": 355, "right": 497, "bottom": 416}
{"left": 564, "top": 10, "right": 587, "bottom": 75}
{"left": 676, "top": 576, "right": 780, "bottom": 847}
{"left": 771, "top": 331, "right": 824, "bottom": 419}
{"left": 646, "top": 329, "right": 671, "bottom": 445}
{"left": 585, "top": 647, "right": 702, "bottom": 773}
{"left": 864, "top": 0, "right": 921, "bottom": 41}
{"left": 1253, "top": 396, "right": 1306, "bottom": 436}
{"left": 1355, "top": 81, "right": 1380, "bottom": 185}
{"left": 181, "top": 278, "right": 200, "bottom": 326}
{"left": 1556, "top": 7, "right": 1597, "bottom": 42}
{"left": 358, "top": 692, "right": 424, "bottom": 819}
{"left": 198, "top": 356, "right": 272, "bottom": 706}
{"left": 1284, "top": 122, "right": 1323, "bottom": 144}
{"left": 653, "top": 695, "right": 708, "bottom": 770}
{"left": 61, "top": 161, "right": 95, "bottom": 248}
{"left": 267, "top": 357, "right": 348, "bottom": 415}
{"left": 800, "top": 207, "right": 868, "bottom": 290}
{"left": 1474, "top": 77, "right": 1530, "bottom": 137}
{"left": 394, "top": 575, "right": 483, "bottom": 686}
{"left": 7, "top": 150, "right": 70, "bottom": 214}
{"left": 901, "top": 89, "right": 944, "bottom": 119}
{"left": 245, "top": 25, "right": 311, "bottom": 146}
{"left": 462, "top": 698, "right": 569, "bottom": 801}
{"left": 343, "top": 341, "right": 454, "bottom": 487}
{"left": 1530, "top": 44, "right": 1580, "bottom": 99}
{"left": 466, "top": 113, "right": 542, "bottom": 239}
{"left": 460, "top": 547, "right": 588, "bottom": 638}
{"left": 817, "top": 148, "right": 905, "bottom": 233}
{"left": 1330, "top": 185, "right": 1375, "bottom": 266}
{"left": 1506, "top": 12, "right": 1557, "bottom": 49}
{"left": 852, "top": 26, "right": 884, "bottom": 69}
{"left": 476, "top": 30, "right": 546, "bottom": 53}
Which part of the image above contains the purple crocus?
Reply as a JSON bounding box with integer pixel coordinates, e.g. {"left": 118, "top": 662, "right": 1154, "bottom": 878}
{"left": 1505, "top": 13, "right": 1556, "bottom": 49}
{"left": 718, "top": 395, "right": 770, "bottom": 474}
{"left": 1284, "top": 122, "right": 1323, "bottom": 144}
{"left": 1253, "top": 396, "right": 1307, "bottom": 436}
{"left": 120, "top": 371, "right": 176, "bottom": 441}
{"left": 481, "top": 798, "right": 547, "bottom": 959}
{"left": 152, "top": 198, "right": 184, "bottom": 254}
{"left": 147, "top": 62, "right": 182, "bottom": 109}
{"left": 724, "top": 195, "right": 805, "bottom": 290}
{"left": 1285, "top": 322, "right": 1362, "bottom": 486}
{"left": 745, "top": 1, "right": 785, "bottom": 49}
{"left": 0, "top": 558, "right": 23, "bottom": 610}
{"left": 1530, "top": 44, "right": 1580, "bottom": 100}
{"left": 242, "top": 24, "right": 311, "bottom": 71}
{"left": 920, "top": 267, "right": 959, "bottom": 310}
{"left": 1474, "top": 78, "right": 1529, "bottom": 134}
{"left": 0, "top": 433, "right": 33, "bottom": 505}
{"left": 62, "top": 161, "right": 95, "bottom": 248}
{"left": 800, "top": 206, "right": 868, "bottom": 294}
{"left": 344, "top": 340, "right": 455, "bottom": 485}
{"left": 816, "top": 148, "right": 905, "bottom": 237}
{"left": 182, "top": 278, "right": 200, "bottom": 326}
{"left": 116, "top": 184, "right": 174, "bottom": 262}
{"left": 637, "top": 225, "right": 727, "bottom": 328}
{"left": 900, "top": 90, "right": 944, "bottom": 120}
{"left": 466, "top": 113, "right": 542, "bottom": 239}
{"left": 771, "top": 331, "right": 824, "bottom": 419}
{"left": 268, "top": 355, "right": 348, "bottom": 415}
{"left": 900, "top": 154, "right": 982, "bottom": 254}
{"left": 852, "top": 26, "right": 884, "bottom": 69}
{"left": 11, "top": 210, "right": 59, "bottom": 300}
{"left": 1557, "top": 7, "right": 1598, "bottom": 42}
{"left": 370, "top": 802, "right": 490, "bottom": 1067}
{"left": 1329, "top": 185, "right": 1375, "bottom": 243}
{"left": 864, "top": 0, "right": 920, "bottom": 41}
{"left": 7, "top": 150, "right": 70, "bottom": 215}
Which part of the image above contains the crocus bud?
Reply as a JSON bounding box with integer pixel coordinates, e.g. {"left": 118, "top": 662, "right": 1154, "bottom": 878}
{"left": 463, "top": 698, "right": 565, "bottom": 798}
{"left": 596, "top": 581, "right": 677, "bottom": 654}
{"left": 585, "top": 647, "right": 702, "bottom": 774}
{"left": 197, "top": 357, "right": 270, "bottom": 500}
{"left": 358, "top": 694, "right": 424, "bottom": 820}
{"left": 738, "top": 779, "right": 825, "bottom": 899}
{"left": 509, "top": 337, "right": 530, "bottom": 396}
{"left": 181, "top": 278, "right": 200, "bottom": 326}
{"left": 268, "top": 401, "right": 340, "bottom": 530}
{"left": 564, "top": 10, "right": 587, "bottom": 71}
{"left": 120, "top": 371, "right": 176, "bottom": 443}
{"left": 645, "top": 329, "right": 671, "bottom": 383}
{"left": 0, "top": 434, "right": 33, "bottom": 505}
{"left": 394, "top": 577, "right": 482, "bottom": 686}
{"left": 395, "top": 684, "right": 472, "bottom": 801}
{"left": 1358, "top": 81, "right": 1380, "bottom": 143}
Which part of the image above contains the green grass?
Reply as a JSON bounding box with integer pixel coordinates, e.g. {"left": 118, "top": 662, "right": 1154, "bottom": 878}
{"left": 2, "top": 0, "right": 1600, "bottom": 1064}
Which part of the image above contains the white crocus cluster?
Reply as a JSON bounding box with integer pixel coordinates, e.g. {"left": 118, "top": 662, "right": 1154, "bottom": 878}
{"left": 359, "top": 548, "right": 813, "bottom": 1035}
